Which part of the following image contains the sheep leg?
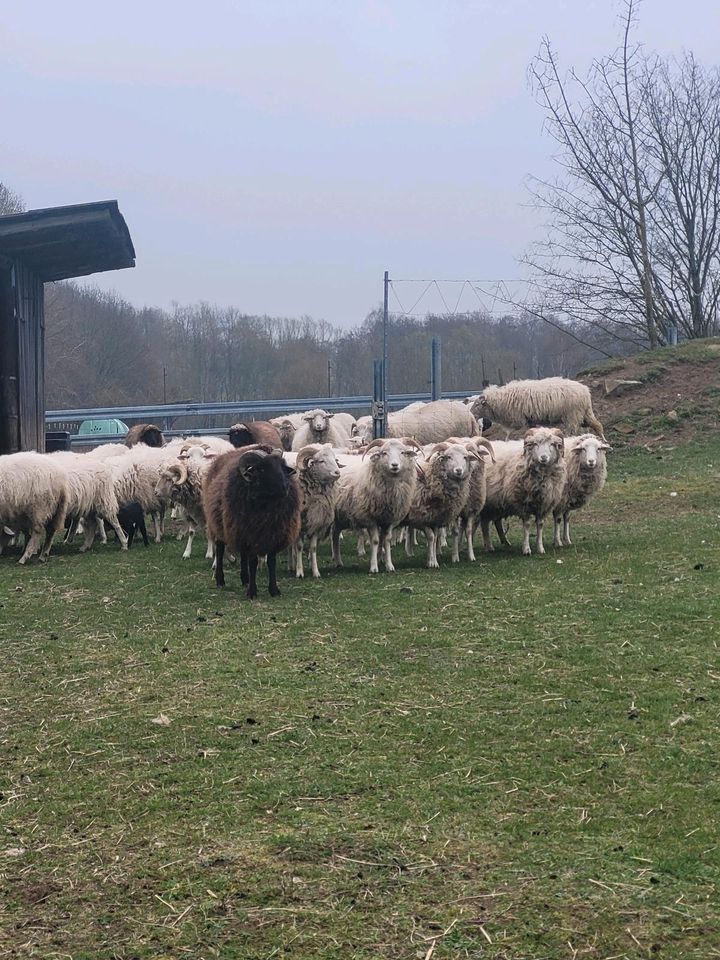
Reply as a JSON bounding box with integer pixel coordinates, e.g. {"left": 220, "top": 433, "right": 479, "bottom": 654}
{"left": 451, "top": 523, "right": 461, "bottom": 563}
{"left": 585, "top": 413, "right": 607, "bottom": 442}
{"left": 267, "top": 552, "right": 280, "bottom": 597}
{"left": 382, "top": 528, "right": 395, "bottom": 572}
{"left": 159, "top": 504, "right": 166, "bottom": 535}
{"left": 535, "top": 516, "right": 545, "bottom": 555}
{"left": 215, "top": 541, "right": 226, "bottom": 587}
{"left": 103, "top": 513, "right": 128, "bottom": 550}
{"left": 480, "top": 517, "right": 494, "bottom": 552}
{"left": 331, "top": 527, "right": 343, "bottom": 568}
{"left": 182, "top": 524, "right": 196, "bottom": 560}
{"left": 425, "top": 526, "right": 439, "bottom": 569}
{"left": 246, "top": 554, "right": 259, "bottom": 599}
{"left": 521, "top": 519, "right": 532, "bottom": 555}
{"left": 97, "top": 518, "right": 107, "bottom": 544}
{"left": 438, "top": 526, "right": 447, "bottom": 552}
{"left": 356, "top": 531, "right": 366, "bottom": 557}
{"left": 553, "top": 513, "right": 564, "bottom": 548}
{"left": 39, "top": 500, "right": 67, "bottom": 562}
{"left": 152, "top": 512, "right": 162, "bottom": 543}
{"left": 205, "top": 537, "right": 214, "bottom": 561}
{"left": 404, "top": 526, "right": 414, "bottom": 557}
{"left": 18, "top": 528, "right": 43, "bottom": 565}
{"left": 64, "top": 517, "right": 79, "bottom": 544}
{"left": 466, "top": 517, "right": 477, "bottom": 562}
{"left": 80, "top": 512, "right": 98, "bottom": 553}
{"left": 309, "top": 535, "right": 321, "bottom": 578}
{"left": 368, "top": 524, "right": 381, "bottom": 574}
{"left": 239, "top": 551, "right": 249, "bottom": 586}
{"left": 294, "top": 538, "right": 304, "bottom": 578}
{"left": 563, "top": 513, "right": 572, "bottom": 546}
{"left": 495, "top": 519, "right": 511, "bottom": 546}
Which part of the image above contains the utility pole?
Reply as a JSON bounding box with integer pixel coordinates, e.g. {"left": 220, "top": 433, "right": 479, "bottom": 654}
{"left": 430, "top": 338, "right": 442, "bottom": 401}
{"left": 383, "top": 270, "right": 389, "bottom": 403}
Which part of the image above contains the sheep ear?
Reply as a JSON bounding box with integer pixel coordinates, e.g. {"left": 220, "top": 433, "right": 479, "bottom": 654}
{"left": 600, "top": 442, "right": 612, "bottom": 451}
{"left": 302, "top": 413, "right": 313, "bottom": 421}
{"left": 326, "top": 412, "right": 335, "bottom": 418}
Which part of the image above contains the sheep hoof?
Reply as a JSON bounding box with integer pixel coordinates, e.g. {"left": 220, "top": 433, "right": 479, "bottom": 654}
{"left": 522, "top": 547, "right": 532, "bottom": 556}
{"left": 246, "top": 587, "right": 258, "bottom": 600}
{"left": 296, "top": 572, "right": 304, "bottom": 579}
{"left": 269, "top": 585, "right": 281, "bottom": 597}
{"left": 312, "top": 571, "right": 321, "bottom": 579}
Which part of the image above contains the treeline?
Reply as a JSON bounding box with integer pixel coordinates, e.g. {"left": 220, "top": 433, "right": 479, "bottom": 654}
{"left": 44, "top": 281, "right": 625, "bottom": 410}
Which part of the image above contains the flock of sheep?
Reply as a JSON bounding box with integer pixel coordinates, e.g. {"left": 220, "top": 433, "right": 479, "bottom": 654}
{"left": 0, "top": 377, "right": 610, "bottom": 598}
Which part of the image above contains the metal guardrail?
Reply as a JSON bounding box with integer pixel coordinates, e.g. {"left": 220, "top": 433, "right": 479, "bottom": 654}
{"left": 46, "top": 390, "right": 473, "bottom": 425}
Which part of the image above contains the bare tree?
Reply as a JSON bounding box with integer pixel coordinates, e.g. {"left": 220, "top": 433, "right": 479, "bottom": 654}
{"left": 643, "top": 54, "right": 720, "bottom": 339}
{"left": 0, "top": 181, "right": 25, "bottom": 216}
{"left": 526, "top": 0, "right": 661, "bottom": 346}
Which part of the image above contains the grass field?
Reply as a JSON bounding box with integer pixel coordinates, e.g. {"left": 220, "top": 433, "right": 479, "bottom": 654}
{"left": 1, "top": 438, "right": 719, "bottom": 959}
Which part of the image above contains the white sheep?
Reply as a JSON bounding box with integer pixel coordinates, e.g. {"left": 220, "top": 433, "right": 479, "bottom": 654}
{"left": 290, "top": 444, "right": 342, "bottom": 578}
{"left": 403, "top": 442, "right": 479, "bottom": 568}
{"left": 445, "top": 437, "right": 496, "bottom": 562}
{"left": 49, "top": 452, "right": 128, "bottom": 551}
{"left": 479, "top": 427, "right": 567, "bottom": 555}
{"left": 553, "top": 434, "right": 610, "bottom": 546}
{"left": 0, "top": 452, "right": 68, "bottom": 564}
{"left": 291, "top": 409, "right": 347, "bottom": 451}
{"left": 471, "top": 378, "right": 605, "bottom": 440}
{"left": 332, "top": 437, "right": 421, "bottom": 573}
{"left": 353, "top": 400, "right": 479, "bottom": 446}
{"left": 155, "top": 450, "right": 214, "bottom": 559}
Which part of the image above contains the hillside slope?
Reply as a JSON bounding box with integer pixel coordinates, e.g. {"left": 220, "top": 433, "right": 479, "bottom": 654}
{"left": 578, "top": 338, "right": 720, "bottom": 445}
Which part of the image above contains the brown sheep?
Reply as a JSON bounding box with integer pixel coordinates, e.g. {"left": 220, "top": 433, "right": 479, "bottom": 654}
{"left": 203, "top": 445, "right": 301, "bottom": 599}
{"left": 229, "top": 421, "right": 283, "bottom": 450}
{"left": 125, "top": 423, "right": 165, "bottom": 448}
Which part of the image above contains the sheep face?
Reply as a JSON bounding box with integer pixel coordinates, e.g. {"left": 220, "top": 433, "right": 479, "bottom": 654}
{"left": 366, "top": 439, "right": 418, "bottom": 477}
{"left": 523, "top": 428, "right": 564, "bottom": 467}
{"left": 306, "top": 445, "right": 341, "bottom": 484}
{"left": 430, "top": 443, "right": 473, "bottom": 482}
{"left": 238, "top": 449, "right": 296, "bottom": 499}
{"left": 304, "top": 409, "right": 333, "bottom": 435}
{"left": 573, "top": 436, "right": 611, "bottom": 471}
{"left": 156, "top": 462, "right": 189, "bottom": 503}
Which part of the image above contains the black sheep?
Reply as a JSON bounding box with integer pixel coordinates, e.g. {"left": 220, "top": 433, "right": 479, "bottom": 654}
{"left": 118, "top": 501, "right": 149, "bottom": 548}
{"left": 203, "top": 445, "right": 301, "bottom": 599}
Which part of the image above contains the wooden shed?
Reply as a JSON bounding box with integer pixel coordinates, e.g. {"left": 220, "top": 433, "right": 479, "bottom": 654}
{"left": 0, "top": 200, "right": 135, "bottom": 455}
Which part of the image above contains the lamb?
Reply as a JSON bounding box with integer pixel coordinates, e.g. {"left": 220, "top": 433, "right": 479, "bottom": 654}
{"left": 203, "top": 445, "right": 301, "bottom": 599}
{"left": 49, "top": 452, "right": 128, "bottom": 551}
{"left": 291, "top": 409, "right": 347, "bottom": 451}
{"left": 403, "top": 441, "right": 480, "bottom": 568}
{"left": 479, "top": 427, "right": 567, "bottom": 556}
{"left": 331, "top": 437, "right": 421, "bottom": 574}
{"left": 125, "top": 423, "right": 166, "bottom": 448}
{"left": 353, "top": 400, "right": 480, "bottom": 446}
{"left": 0, "top": 452, "right": 68, "bottom": 564}
{"left": 553, "top": 434, "right": 611, "bottom": 547}
{"left": 471, "top": 378, "right": 605, "bottom": 440}
{"left": 290, "top": 444, "right": 342, "bottom": 578}
{"left": 229, "top": 420, "right": 283, "bottom": 450}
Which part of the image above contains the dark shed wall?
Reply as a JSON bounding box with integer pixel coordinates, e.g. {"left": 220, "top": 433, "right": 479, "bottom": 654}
{"left": 0, "top": 259, "right": 44, "bottom": 454}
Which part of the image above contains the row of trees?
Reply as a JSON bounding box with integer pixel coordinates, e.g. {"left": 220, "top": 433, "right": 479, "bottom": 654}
{"left": 43, "top": 281, "right": 615, "bottom": 408}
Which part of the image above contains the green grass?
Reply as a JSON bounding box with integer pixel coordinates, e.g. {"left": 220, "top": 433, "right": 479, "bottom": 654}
{"left": 2, "top": 438, "right": 720, "bottom": 959}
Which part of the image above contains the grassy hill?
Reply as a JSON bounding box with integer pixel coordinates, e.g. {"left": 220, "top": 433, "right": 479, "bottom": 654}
{"left": 1, "top": 436, "right": 719, "bottom": 958}
{"left": 578, "top": 338, "right": 720, "bottom": 446}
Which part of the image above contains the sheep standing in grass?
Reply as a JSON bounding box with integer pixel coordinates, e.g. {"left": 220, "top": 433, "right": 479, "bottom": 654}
{"left": 332, "top": 437, "right": 421, "bottom": 573}
{"left": 480, "top": 427, "right": 567, "bottom": 556}
{"left": 0, "top": 452, "right": 68, "bottom": 564}
{"left": 471, "top": 378, "right": 605, "bottom": 439}
{"left": 553, "top": 435, "right": 610, "bottom": 547}
{"left": 403, "top": 442, "right": 479, "bottom": 568}
{"left": 203, "top": 445, "right": 301, "bottom": 599}
{"left": 50, "top": 452, "right": 128, "bottom": 551}
{"left": 291, "top": 444, "right": 342, "bottom": 578}
{"left": 446, "top": 437, "right": 496, "bottom": 562}
{"left": 291, "top": 409, "right": 346, "bottom": 451}
{"left": 155, "top": 447, "right": 214, "bottom": 559}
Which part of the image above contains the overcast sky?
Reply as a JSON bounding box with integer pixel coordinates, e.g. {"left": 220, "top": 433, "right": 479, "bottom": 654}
{"left": 3, "top": 1, "right": 719, "bottom": 325}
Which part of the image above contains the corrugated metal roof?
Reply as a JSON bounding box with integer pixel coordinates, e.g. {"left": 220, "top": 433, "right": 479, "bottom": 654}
{"left": 0, "top": 200, "right": 135, "bottom": 281}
